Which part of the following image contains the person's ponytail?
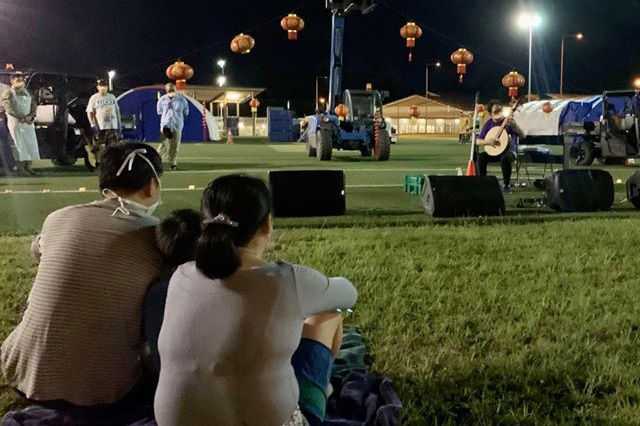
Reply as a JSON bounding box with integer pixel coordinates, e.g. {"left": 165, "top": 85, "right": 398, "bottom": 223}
{"left": 195, "top": 223, "right": 241, "bottom": 279}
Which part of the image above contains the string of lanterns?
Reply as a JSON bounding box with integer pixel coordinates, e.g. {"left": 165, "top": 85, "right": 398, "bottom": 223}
{"left": 166, "top": 13, "right": 530, "bottom": 104}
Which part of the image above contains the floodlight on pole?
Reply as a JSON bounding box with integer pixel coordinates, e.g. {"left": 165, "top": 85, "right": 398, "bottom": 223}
{"left": 425, "top": 61, "right": 441, "bottom": 100}
{"left": 216, "top": 59, "right": 226, "bottom": 87}
{"left": 560, "top": 32, "right": 583, "bottom": 98}
{"left": 517, "top": 11, "right": 541, "bottom": 102}
{"left": 107, "top": 70, "right": 116, "bottom": 92}
{"left": 315, "top": 75, "right": 328, "bottom": 113}
{"left": 633, "top": 77, "right": 640, "bottom": 90}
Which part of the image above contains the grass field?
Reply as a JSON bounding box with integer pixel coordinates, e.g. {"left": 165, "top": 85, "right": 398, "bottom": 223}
{"left": 2, "top": 137, "right": 640, "bottom": 424}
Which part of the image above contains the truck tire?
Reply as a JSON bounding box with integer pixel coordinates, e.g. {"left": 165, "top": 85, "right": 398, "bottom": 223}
{"left": 306, "top": 139, "right": 316, "bottom": 157}
{"left": 51, "top": 153, "right": 77, "bottom": 166}
{"left": 570, "top": 140, "right": 595, "bottom": 166}
{"left": 374, "top": 130, "right": 391, "bottom": 161}
{"left": 316, "top": 129, "right": 333, "bottom": 161}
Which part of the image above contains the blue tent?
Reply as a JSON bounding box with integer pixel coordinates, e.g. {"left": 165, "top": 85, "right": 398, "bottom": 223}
{"left": 117, "top": 85, "right": 220, "bottom": 142}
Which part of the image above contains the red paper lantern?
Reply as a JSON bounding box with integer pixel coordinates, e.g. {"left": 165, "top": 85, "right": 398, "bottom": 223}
{"left": 450, "top": 48, "right": 474, "bottom": 83}
{"left": 501, "top": 71, "right": 526, "bottom": 99}
{"left": 166, "top": 60, "right": 194, "bottom": 90}
{"left": 400, "top": 22, "right": 422, "bottom": 62}
{"left": 542, "top": 101, "right": 553, "bottom": 114}
{"left": 249, "top": 98, "right": 260, "bottom": 113}
{"left": 476, "top": 104, "right": 485, "bottom": 113}
{"left": 280, "top": 14, "right": 305, "bottom": 41}
{"left": 230, "top": 33, "right": 255, "bottom": 54}
{"left": 408, "top": 105, "right": 420, "bottom": 118}
{"left": 335, "top": 104, "right": 348, "bottom": 118}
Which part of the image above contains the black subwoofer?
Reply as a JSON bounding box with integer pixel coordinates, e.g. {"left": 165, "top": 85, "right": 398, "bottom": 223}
{"left": 626, "top": 170, "right": 640, "bottom": 209}
{"left": 269, "top": 170, "right": 345, "bottom": 217}
{"left": 421, "top": 175, "right": 505, "bottom": 217}
{"left": 544, "top": 169, "right": 613, "bottom": 212}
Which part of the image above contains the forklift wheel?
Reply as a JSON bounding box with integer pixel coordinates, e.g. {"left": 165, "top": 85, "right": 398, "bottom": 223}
{"left": 317, "top": 129, "right": 333, "bottom": 161}
{"left": 374, "top": 130, "right": 391, "bottom": 161}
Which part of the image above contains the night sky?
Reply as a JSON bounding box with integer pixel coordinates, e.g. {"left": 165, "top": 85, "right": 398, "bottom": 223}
{"left": 1, "top": 0, "right": 639, "bottom": 113}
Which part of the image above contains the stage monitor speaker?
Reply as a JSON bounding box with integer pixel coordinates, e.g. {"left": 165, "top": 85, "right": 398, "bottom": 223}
{"left": 626, "top": 170, "right": 640, "bottom": 209}
{"left": 269, "top": 170, "right": 345, "bottom": 217}
{"left": 544, "top": 169, "right": 613, "bottom": 212}
{"left": 421, "top": 175, "right": 505, "bottom": 217}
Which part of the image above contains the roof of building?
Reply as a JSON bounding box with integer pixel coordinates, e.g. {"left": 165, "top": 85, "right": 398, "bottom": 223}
{"left": 383, "top": 94, "right": 467, "bottom": 119}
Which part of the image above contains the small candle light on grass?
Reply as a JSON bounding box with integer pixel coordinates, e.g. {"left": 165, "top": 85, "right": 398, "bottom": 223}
{"left": 78, "top": 187, "right": 86, "bottom": 192}
{"left": 188, "top": 184, "right": 196, "bottom": 190}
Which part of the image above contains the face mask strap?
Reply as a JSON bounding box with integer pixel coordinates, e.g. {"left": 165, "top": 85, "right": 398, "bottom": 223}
{"left": 101, "top": 188, "right": 131, "bottom": 217}
{"left": 116, "top": 148, "right": 161, "bottom": 184}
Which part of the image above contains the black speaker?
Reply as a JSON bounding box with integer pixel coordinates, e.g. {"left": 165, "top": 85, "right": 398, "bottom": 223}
{"left": 544, "top": 169, "right": 614, "bottom": 212}
{"left": 269, "top": 170, "right": 345, "bottom": 217}
{"left": 626, "top": 170, "right": 640, "bottom": 209}
{"left": 421, "top": 175, "right": 505, "bottom": 217}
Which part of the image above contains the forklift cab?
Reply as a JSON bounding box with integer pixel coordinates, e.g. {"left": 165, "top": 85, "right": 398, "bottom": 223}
{"left": 343, "top": 89, "right": 383, "bottom": 124}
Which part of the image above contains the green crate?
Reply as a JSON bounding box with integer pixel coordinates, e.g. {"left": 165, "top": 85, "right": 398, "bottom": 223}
{"left": 404, "top": 174, "right": 425, "bottom": 195}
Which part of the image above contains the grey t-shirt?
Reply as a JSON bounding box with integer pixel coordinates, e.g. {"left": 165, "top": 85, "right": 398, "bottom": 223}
{"left": 86, "top": 92, "right": 120, "bottom": 130}
{"left": 154, "top": 261, "right": 357, "bottom": 426}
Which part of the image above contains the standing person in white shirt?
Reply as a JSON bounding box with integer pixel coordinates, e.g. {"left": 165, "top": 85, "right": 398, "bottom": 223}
{"left": 156, "top": 82, "right": 189, "bottom": 171}
{"left": 86, "top": 79, "right": 121, "bottom": 165}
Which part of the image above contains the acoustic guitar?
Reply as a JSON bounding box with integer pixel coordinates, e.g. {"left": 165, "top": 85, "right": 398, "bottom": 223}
{"left": 483, "top": 98, "right": 521, "bottom": 157}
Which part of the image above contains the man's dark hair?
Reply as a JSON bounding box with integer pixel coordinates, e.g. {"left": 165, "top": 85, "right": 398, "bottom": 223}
{"left": 99, "top": 143, "right": 163, "bottom": 192}
{"left": 486, "top": 100, "right": 503, "bottom": 114}
{"left": 96, "top": 79, "right": 108, "bottom": 87}
{"left": 156, "top": 209, "right": 202, "bottom": 267}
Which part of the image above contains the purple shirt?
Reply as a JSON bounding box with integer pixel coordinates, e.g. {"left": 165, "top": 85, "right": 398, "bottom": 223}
{"left": 478, "top": 119, "right": 517, "bottom": 153}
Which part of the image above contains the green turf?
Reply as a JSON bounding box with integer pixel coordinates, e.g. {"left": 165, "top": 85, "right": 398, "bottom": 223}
{"left": 2, "top": 136, "right": 640, "bottom": 423}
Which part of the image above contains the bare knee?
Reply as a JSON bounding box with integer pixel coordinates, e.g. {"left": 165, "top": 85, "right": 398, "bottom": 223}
{"left": 302, "top": 312, "right": 343, "bottom": 351}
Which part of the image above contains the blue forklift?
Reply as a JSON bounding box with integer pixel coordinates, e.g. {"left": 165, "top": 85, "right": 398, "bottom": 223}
{"left": 306, "top": 0, "right": 391, "bottom": 161}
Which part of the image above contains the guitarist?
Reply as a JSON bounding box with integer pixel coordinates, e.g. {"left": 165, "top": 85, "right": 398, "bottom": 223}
{"left": 476, "top": 99, "right": 523, "bottom": 193}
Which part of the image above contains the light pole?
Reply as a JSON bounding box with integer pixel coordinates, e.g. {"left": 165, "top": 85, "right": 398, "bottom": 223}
{"left": 315, "top": 76, "right": 328, "bottom": 113}
{"left": 560, "top": 32, "right": 583, "bottom": 98}
{"left": 518, "top": 12, "right": 541, "bottom": 102}
{"left": 216, "top": 59, "right": 226, "bottom": 87}
{"left": 425, "top": 62, "right": 441, "bottom": 100}
{"left": 634, "top": 77, "right": 640, "bottom": 91}
{"left": 107, "top": 70, "right": 116, "bottom": 92}
{"left": 425, "top": 62, "right": 440, "bottom": 134}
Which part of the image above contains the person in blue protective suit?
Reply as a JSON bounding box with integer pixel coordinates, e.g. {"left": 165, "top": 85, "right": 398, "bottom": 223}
{"left": 156, "top": 82, "right": 189, "bottom": 171}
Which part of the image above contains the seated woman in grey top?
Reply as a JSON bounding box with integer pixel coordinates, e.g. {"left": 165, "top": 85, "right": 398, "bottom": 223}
{"left": 154, "top": 174, "right": 357, "bottom": 426}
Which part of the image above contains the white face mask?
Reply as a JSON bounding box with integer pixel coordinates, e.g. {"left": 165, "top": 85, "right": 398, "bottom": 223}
{"left": 103, "top": 148, "right": 163, "bottom": 217}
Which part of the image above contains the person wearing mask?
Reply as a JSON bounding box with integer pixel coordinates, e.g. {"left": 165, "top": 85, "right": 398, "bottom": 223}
{"left": 156, "top": 82, "right": 189, "bottom": 171}
{"left": 154, "top": 174, "right": 358, "bottom": 426}
{"left": 86, "top": 79, "right": 121, "bottom": 165}
{"left": 475, "top": 99, "right": 523, "bottom": 193}
{"left": 1, "top": 72, "right": 39, "bottom": 176}
{"left": 1, "top": 143, "right": 164, "bottom": 420}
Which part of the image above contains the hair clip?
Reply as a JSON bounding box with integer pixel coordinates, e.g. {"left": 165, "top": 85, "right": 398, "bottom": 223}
{"left": 203, "top": 213, "right": 239, "bottom": 228}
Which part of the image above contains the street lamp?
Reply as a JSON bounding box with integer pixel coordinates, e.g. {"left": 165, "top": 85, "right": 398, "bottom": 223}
{"left": 216, "top": 59, "right": 226, "bottom": 87}
{"left": 633, "top": 77, "right": 640, "bottom": 90}
{"left": 560, "top": 32, "right": 583, "bottom": 98}
{"left": 518, "top": 11, "right": 542, "bottom": 102}
{"left": 107, "top": 70, "right": 116, "bottom": 92}
{"left": 315, "top": 76, "right": 328, "bottom": 113}
{"left": 318, "top": 97, "right": 326, "bottom": 112}
{"left": 425, "top": 62, "right": 440, "bottom": 134}
{"left": 425, "top": 62, "right": 441, "bottom": 100}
